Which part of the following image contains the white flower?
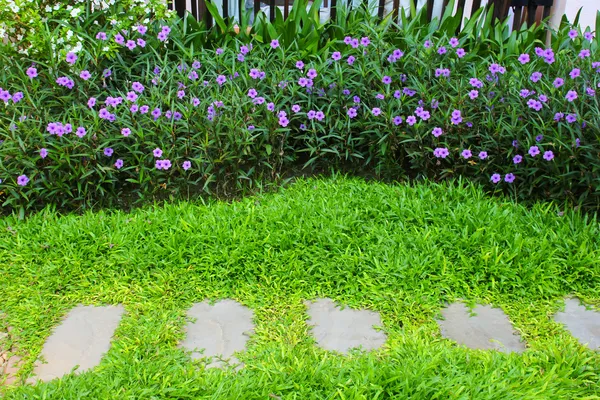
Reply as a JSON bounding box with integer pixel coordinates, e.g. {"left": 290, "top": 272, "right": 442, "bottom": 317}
{"left": 70, "top": 8, "right": 82, "bottom": 17}
{"left": 45, "top": 5, "right": 52, "bottom": 12}
{"left": 102, "top": 46, "right": 109, "bottom": 52}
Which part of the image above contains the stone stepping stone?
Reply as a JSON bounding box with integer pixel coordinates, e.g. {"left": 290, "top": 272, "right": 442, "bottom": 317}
{"left": 436, "top": 302, "right": 525, "bottom": 353}
{"left": 554, "top": 298, "right": 600, "bottom": 350}
{"left": 305, "top": 298, "right": 386, "bottom": 354}
{"left": 31, "top": 305, "right": 124, "bottom": 382}
{"left": 180, "top": 299, "right": 254, "bottom": 368}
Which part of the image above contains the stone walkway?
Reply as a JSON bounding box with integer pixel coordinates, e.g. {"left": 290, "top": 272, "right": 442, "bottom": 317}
{"left": 6, "top": 297, "right": 600, "bottom": 384}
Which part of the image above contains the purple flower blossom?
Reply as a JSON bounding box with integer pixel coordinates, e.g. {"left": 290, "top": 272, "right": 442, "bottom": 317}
{"left": 104, "top": 148, "right": 114, "bottom": 157}
{"left": 155, "top": 159, "right": 172, "bottom": 170}
{"left": 267, "top": 103, "right": 275, "bottom": 112}
{"left": 433, "top": 147, "right": 450, "bottom": 158}
{"left": 451, "top": 109, "right": 462, "bottom": 125}
{"left": 461, "top": 149, "right": 472, "bottom": 159}
{"left": 491, "top": 173, "right": 501, "bottom": 183}
{"left": 518, "top": 54, "right": 530, "bottom": 64}
{"left": 569, "top": 68, "right": 581, "bottom": 79}
{"left": 568, "top": 29, "right": 578, "bottom": 39}
{"left": 332, "top": 51, "right": 342, "bottom": 61}
{"left": 504, "top": 173, "right": 515, "bottom": 183}
{"left": 584, "top": 32, "right": 594, "bottom": 41}
{"left": 115, "top": 159, "right": 124, "bottom": 169}
{"left": 347, "top": 56, "right": 356, "bottom": 65}
{"left": 579, "top": 49, "right": 591, "bottom": 58}
{"left": 76, "top": 127, "right": 86, "bottom": 138}
{"left": 270, "top": 39, "right": 280, "bottom": 49}
{"left": 449, "top": 37, "right": 459, "bottom": 47}
{"left": 121, "top": 128, "right": 131, "bottom": 137}
{"left": 153, "top": 148, "right": 163, "bottom": 158}
{"left": 360, "top": 37, "right": 370, "bottom": 46}
{"left": 17, "top": 175, "right": 29, "bottom": 186}
{"left": 344, "top": 36, "right": 352, "bottom": 45}
{"left": 393, "top": 116, "right": 403, "bottom": 125}
{"left": 307, "top": 110, "right": 316, "bottom": 119}
{"left": 96, "top": 32, "right": 107, "bottom": 40}
{"left": 553, "top": 77, "right": 564, "bottom": 88}
{"left": 479, "top": 151, "right": 488, "bottom": 159}
{"left": 513, "top": 154, "right": 523, "bottom": 164}
{"left": 296, "top": 60, "right": 304, "bottom": 69}
{"left": 372, "top": 107, "right": 382, "bottom": 116}
{"left": 456, "top": 48, "right": 466, "bottom": 58}
{"left": 157, "top": 31, "right": 168, "bottom": 42}
{"left": 469, "top": 90, "right": 479, "bottom": 100}
{"left": 565, "top": 90, "right": 578, "bottom": 102}
{"left": 543, "top": 150, "right": 554, "bottom": 161}
{"left": 347, "top": 108, "right": 357, "bottom": 118}
{"left": 469, "top": 78, "right": 483, "bottom": 88}
{"left": 530, "top": 72, "right": 542, "bottom": 83}
{"left": 406, "top": 115, "right": 417, "bottom": 125}
{"left": 66, "top": 52, "right": 77, "bottom": 65}
{"left": 126, "top": 40, "right": 136, "bottom": 50}
{"left": 151, "top": 108, "right": 161, "bottom": 120}
{"left": 216, "top": 75, "right": 227, "bottom": 85}
{"left": 40, "top": 148, "right": 48, "bottom": 159}
{"left": 115, "top": 34, "right": 125, "bottom": 45}
{"left": 279, "top": 116, "right": 289, "bottom": 127}
{"left": 315, "top": 111, "right": 325, "bottom": 121}
{"left": 566, "top": 113, "right": 577, "bottom": 123}
{"left": 307, "top": 69, "right": 318, "bottom": 79}
{"left": 181, "top": 161, "right": 192, "bottom": 171}
{"left": 382, "top": 76, "right": 392, "bottom": 84}
{"left": 528, "top": 146, "right": 540, "bottom": 157}
{"left": 292, "top": 104, "right": 301, "bottom": 113}
{"left": 424, "top": 40, "right": 432, "bottom": 48}
{"left": 432, "top": 127, "right": 443, "bottom": 137}
{"left": 437, "top": 46, "right": 447, "bottom": 55}
{"left": 26, "top": 67, "right": 38, "bottom": 79}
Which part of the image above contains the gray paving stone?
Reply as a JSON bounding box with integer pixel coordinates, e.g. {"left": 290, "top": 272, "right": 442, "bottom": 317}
{"left": 180, "top": 299, "right": 254, "bottom": 368}
{"left": 436, "top": 302, "right": 525, "bottom": 353}
{"left": 305, "top": 298, "right": 386, "bottom": 354}
{"left": 31, "top": 305, "right": 124, "bottom": 382}
{"left": 554, "top": 298, "right": 600, "bottom": 350}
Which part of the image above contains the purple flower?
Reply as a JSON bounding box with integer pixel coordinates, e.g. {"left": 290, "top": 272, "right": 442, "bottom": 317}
{"left": 432, "top": 127, "right": 443, "bottom": 137}
{"left": 66, "top": 52, "right": 77, "bottom": 65}
{"left": 79, "top": 70, "right": 91, "bottom": 80}
{"left": 332, "top": 51, "right": 342, "bottom": 61}
{"left": 126, "top": 40, "right": 137, "bottom": 50}
{"left": 115, "top": 159, "right": 124, "bottom": 169}
{"left": 530, "top": 72, "right": 542, "bottom": 83}
{"left": 456, "top": 48, "right": 466, "bottom": 58}
{"left": 528, "top": 146, "right": 540, "bottom": 157}
{"left": 535, "top": 134, "right": 543, "bottom": 142}
{"left": 491, "top": 173, "right": 501, "bottom": 183}
{"left": 267, "top": 103, "right": 275, "bottom": 112}
{"left": 121, "top": 128, "right": 131, "bottom": 137}
{"left": 468, "top": 90, "right": 479, "bottom": 100}
{"left": 569, "top": 68, "right": 581, "bottom": 79}
{"left": 406, "top": 115, "right": 417, "bottom": 126}
{"left": 451, "top": 109, "right": 462, "bottom": 125}
{"left": 461, "top": 149, "right": 472, "bottom": 159}
{"left": 382, "top": 76, "right": 392, "bottom": 85}
{"left": 344, "top": 36, "right": 352, "bottom": 45}
{"left": 296, "top": 60, "right": 304, "bottom": 69}
{"left": 347, "top": 56, "right": 356, "bottom": 65}
{"left": 140, "top": 105, "right": 149, "bottom": 114}
{"left": 132, "top": 82, "right": 144, "bottom": 93}
{"left": 153, "top": 148, "right": 163, "bottom": 158}
{"left": 449, "top": 37, "right": 459, "bottom": 47}
{"left": 155, "top": 159, "right": 172, "bottom": 170}
{"left": 543, "top": 150, "right": 554, "bottom": 161}
{"left": 76, "top": 126, "right": 86, "bottom": 138}
{"left": 248, "top": 88, "right": 257, "bottom": 98}
{"left": 513, "top": 154, "right": 523, "bottom": 164}
{"left": 292, "top": 104, "right": 301, "bottom": 113}
{"left": 137, "top": 24, "right": 147, "bottom": 34}
{"left": 26, "top": 67, "right": 38, "bottom": 79}
{"left": 469, "top": 78, "right": 483, "bottom": 88}
{"left": 479, "top": 151, "right": 488, "bottom": 160}
{"left": 424, "top": 40, "right": 432, "bottom": 48}
{"left": 347, "top": 108, "right": 357, "bottom": 118}
{"left": 104, "top": 148, "right": 114, "bottom": 157}
{"left": 579, "top": 49, "right": 591, "bottom": 58}
{"left": 504, "top": 173, "right": 515, "bottom": 183}
{"left": 151, "top": 108, "right": 161, "bottom": 120}
{"left": 437, "top": 46, "right": 447, "bottom": 55}
{"left": 17, "top": 175, "right": 29, "bottom": 186}
{"left": 372, "top": 107, "right": 382, "bottom": 116}
{"left": 376, "top": 93, "right": 385, "bottom": 100}
{"left": 40, "top": 148, "right": 48, "bottom": 159}
{"left": 393, "top": 116, "right": 403, "bottom": 125}
{"left": 584, "top": 32, "right": 594, "bottom": 41}
{"left": 96, "top": 32, "right": 107, "bottom": 40}
{"left": 565, "top": 90, "right": 578, "bottom": 102}
{"left": 568, "top": 29, "right": 578, "bottom": 39}
{"left": 157, "top": 31, "right": 168, "bottom": 42}
{"left": 307, "top": 69, "right": 317, "bottom": 79}
{"left": 566, "top": 113, "right": 577, "bottom": 123}
{"left": 576, "top": 138, "right": 581, "bottom": 147}
{"left": 278, "top": 116, "right": 289, "bottom": 127}
{"left": 307, "top": 110, "right": 316, "bottom": 119}
{"left": 360, "top": 37, "right": 370, "bottom": 46}
{"left": 270, "top": 39, "right": 280, "bottom": 49}
{"left": 115, "top": 34, "right": 125, "bottom": 45}
{"left": 433, "top": 147, "right": 449, "bottom": 158}
{"left": 216, "top": 75, "right": 227, "bottom": 85}
{"left": 518, "top": 54, "right": 530, "bottom": 64}
{"left": 553, "top": 78, "right": 564, "bottom": 88}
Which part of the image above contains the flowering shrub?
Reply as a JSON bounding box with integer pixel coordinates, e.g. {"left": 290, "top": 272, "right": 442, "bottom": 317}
{"left": 0, "top": 0, "right": 172, "bottom": 57}
{"left": 1, "top": 15, "right": 600, "bottom": 212}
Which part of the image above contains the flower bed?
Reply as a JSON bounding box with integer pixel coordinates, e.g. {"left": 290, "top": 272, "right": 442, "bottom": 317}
{"left": 1, "top": 16, "right": 599, "bottom": 212}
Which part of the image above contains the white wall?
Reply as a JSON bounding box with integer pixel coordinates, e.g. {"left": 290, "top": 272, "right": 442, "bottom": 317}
{"left": 564, "top": 0, "right": 599, "bottom": 30}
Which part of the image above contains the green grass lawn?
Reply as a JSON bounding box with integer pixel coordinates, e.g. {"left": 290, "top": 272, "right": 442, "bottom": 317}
{"left": 1, "top": 177, "right": 600, "bottom": 399}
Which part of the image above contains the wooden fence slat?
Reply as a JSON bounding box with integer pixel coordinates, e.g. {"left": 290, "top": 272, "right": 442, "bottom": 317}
{"left": 284, "top": 0, "right": 289, "bottom": 19}
{"left": 526, "top": 2, "right": 537, "bottom": 27}
{"left": 542, "top": 4, "right": 551, "bottom": 20}
{"left": 378, "top": 0, "right": 385, "bottom": 19}
{"left": 331, "top": 0, "right": 337, "bottom": 20}
{"left": 426, "top": 0, "right": 434, "bottom": 22}
{"left": 223, "top": 0, "right": 229, "bottom": 19}
{"left": 174, "top": 0, "right": 186, "bottom": 18}
{"left": 269, "top": 0, "right": 275, "bottom": 22}
{"left": 512, "top": 6, "right": 522, "bottom": 30}
{"left": 191, "top": 0, "right": 198, "bottom": 19}
{"left": 455, "top": 0, "right": 466, "bottom": 34}
{"left": 392, "top": 0, "right": 399, "bottom": 20}
{"left": 470, "top": 0, "right": 481, "bottom": 17}
{"left": 254, "top": 0, "right": 261, "bottom": 19}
